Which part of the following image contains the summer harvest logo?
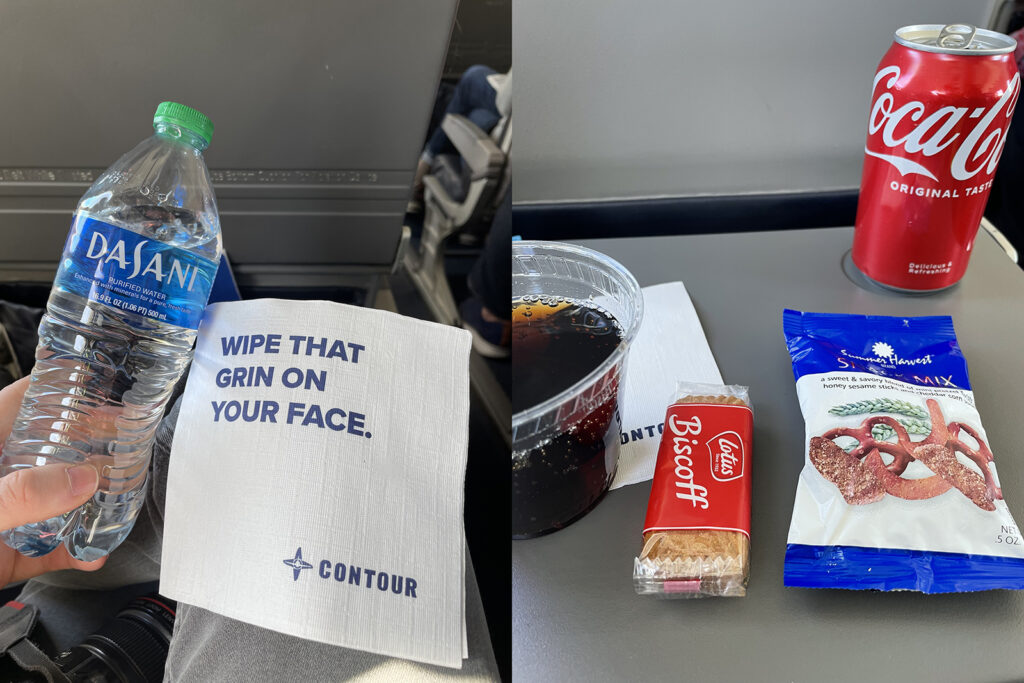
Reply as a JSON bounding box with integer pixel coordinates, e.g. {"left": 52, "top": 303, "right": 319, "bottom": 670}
{"left": 840, "top": 341, "right": 933, "bottom": 368}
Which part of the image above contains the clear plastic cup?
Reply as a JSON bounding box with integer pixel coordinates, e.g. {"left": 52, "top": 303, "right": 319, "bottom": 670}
{"left": 512, "top": 241, "right": 643, "bottom": 538}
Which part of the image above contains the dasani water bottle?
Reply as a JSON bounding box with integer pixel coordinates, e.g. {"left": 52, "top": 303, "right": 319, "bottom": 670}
{"left": 0, "top": 102, "right": 222, "bottom": 561}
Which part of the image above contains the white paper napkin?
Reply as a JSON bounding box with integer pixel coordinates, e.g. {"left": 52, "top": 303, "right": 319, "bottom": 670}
{"left": 160, "top": 299, "right": 471, "bottom": 668}
{"left": 610, "top": 282, "right": 722, "bottom": 489}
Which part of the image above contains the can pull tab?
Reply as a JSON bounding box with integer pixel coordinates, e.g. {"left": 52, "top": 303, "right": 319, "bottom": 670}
{"left": 937, "top": 24, "right": 977, "bottom": 49}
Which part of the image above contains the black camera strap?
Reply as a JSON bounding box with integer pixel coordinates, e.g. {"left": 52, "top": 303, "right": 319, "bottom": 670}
{"left": 0, "top": 601, "right": 71, "bottom": 683}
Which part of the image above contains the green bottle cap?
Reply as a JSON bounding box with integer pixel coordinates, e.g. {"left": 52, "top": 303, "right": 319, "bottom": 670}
{"left": 153, "top": 102, "right": 214, "bottom": 145}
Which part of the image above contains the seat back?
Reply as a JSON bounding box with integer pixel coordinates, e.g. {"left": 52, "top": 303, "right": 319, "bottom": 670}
{"left": 0, "top": 0, "right": 457, "bottom": 287}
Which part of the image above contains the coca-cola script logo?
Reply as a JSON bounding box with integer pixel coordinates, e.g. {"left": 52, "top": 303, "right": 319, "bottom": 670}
{"left": 707, "top": 431, "right": 744, "bottom": 482}
{"left": 864, "top": 66, "right": 1020, "bottom": 182}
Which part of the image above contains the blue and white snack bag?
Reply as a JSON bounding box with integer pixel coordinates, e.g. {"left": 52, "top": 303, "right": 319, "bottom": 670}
{"left": 782, "top": 309, "right": 1024, "bottom": 592}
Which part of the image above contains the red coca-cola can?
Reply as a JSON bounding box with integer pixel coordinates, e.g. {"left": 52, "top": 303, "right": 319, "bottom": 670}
{"left": 852, "top": 24, "right": 1019, "bottom": 291}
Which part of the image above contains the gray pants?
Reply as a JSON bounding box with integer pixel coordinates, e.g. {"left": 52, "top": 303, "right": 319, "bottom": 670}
{"left": 17, "top": 398, "right": 497, "bottom": 682}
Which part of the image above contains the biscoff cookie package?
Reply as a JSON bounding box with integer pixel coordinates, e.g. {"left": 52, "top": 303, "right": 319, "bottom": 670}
{"left": 634, "top": 382, "right": 752, "bottom": 598}
{"left": 783, "top": 310, "right": 1024, "bottom": 593}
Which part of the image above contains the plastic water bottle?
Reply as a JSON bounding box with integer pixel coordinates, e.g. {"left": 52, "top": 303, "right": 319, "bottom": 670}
{"left": 0, "top": 103, "right": 222, "bottom": 561}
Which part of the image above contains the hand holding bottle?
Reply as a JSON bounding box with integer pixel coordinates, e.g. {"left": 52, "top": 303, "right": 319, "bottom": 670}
{"left": 0, "top": 379, "right": 107, "bottom": 586}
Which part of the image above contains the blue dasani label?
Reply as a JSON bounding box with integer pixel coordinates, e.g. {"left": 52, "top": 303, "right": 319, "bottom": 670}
{"left": 55, "top": 216, "right": 218, "bottom": 330}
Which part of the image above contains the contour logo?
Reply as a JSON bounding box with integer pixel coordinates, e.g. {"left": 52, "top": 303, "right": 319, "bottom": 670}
{"left": 283, "top": 547, "right": 313, "bottom": 581}
{"left": 279, "top": 547, "right": 420, "bottom": 598}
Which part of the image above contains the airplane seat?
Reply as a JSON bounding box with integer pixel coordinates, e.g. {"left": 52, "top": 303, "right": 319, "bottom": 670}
{"left": 426, "top": 111, "right": 511, "bottom": 242}
{"left": 404, "top": 109, "right": 511, "bottom": 327}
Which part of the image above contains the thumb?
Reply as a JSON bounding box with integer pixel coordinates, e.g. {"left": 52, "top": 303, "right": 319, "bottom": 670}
{"left": 0, "top": 463, "right": 99, "bottom": 532}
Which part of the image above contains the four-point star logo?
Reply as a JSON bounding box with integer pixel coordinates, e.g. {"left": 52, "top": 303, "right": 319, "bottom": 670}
{"left": 283, "top": 547, "right": 313, "bottom": 581}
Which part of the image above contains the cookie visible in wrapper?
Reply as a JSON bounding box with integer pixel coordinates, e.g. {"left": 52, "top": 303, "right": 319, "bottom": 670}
{"left": 634, "top": 383, "right": 752, "bottom": 598}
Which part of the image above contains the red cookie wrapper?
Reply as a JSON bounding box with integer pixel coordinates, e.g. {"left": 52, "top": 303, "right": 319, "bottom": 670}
{"left": 634, "top": 382, "right": 752, "bottom": 598}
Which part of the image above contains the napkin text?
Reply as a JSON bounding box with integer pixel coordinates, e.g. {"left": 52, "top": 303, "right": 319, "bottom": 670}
{"left": 210, "top": 332, "right": 372, "bottom": 438}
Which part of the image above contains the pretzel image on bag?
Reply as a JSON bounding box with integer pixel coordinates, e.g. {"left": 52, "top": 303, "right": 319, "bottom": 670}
{"left": 783, "top": 310, "right": 1024, "bottom": 593}
{"left": 634, "top": 382, "right": 752, "bottom": 598}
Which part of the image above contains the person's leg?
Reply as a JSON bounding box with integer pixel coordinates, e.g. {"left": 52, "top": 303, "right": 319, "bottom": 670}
{"left": 23, "top": 391, "right": 500, "bottom": 680}
{"left": 448, "top": 65, "right": 500, "bottom": 117}
{"left": 164, "top": 549, "right": 498, "bottom": 681}
{"left": 424, "top": 65, "right": 500, "bottom": 162}
{"left": 413, "top": 66, "right": 502, "bottom": 212}
{"left": 461, "top": 192, "right": 512, "bottom": 358}
{"left": 468, "top": 192, "right": 511, "bottom": 319}
{"left": 466, "top": 108, "right": 502, "bottom": 139}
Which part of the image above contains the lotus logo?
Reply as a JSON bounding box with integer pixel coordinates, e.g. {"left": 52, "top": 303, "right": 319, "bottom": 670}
{"left": 707, "top": 432, "right": 744, "bottom": 482}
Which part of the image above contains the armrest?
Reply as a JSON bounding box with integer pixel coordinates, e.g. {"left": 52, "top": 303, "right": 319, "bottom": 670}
{"left": 440, "top": 114, "right": 505, "bottom": 179}
{"left": 981, "top": 216, "right": 1019, "bottom": 264}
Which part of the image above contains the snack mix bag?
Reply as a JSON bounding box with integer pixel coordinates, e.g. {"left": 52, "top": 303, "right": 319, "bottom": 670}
{"left": 783, "top": 310, "right": 1024, "bottom": 592}
{"left": 634, "top": 382, "right": 752, "bottom": 598}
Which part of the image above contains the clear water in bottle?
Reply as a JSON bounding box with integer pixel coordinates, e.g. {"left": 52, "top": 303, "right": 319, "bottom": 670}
{"left": 0, "top": 103, "right": 222, "bottom": 561}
